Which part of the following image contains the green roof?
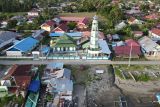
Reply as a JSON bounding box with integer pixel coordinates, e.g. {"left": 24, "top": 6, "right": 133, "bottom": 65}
{"left": 51, "top": 33, "right": 76, "bottom": 47}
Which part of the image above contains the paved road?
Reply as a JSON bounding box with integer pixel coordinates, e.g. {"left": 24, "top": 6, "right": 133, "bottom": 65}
{"left": 0, "top": 59, "right": 160, "bottom": 65}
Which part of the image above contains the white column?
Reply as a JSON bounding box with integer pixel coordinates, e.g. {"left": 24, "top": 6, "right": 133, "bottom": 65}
{"left": 70, "top": 47, "right": 73, "bottom": 51}
{"left": 57, "top": 47, "right": 60, "bottom": 51}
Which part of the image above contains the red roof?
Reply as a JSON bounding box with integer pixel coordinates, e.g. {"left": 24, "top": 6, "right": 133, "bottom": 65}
{"left": 42, "top": 20, "right": 55, "bottom": 27}
{"left": 3, "top": 64, "right": 32, "bottom": 80}
{"left": 128, "top": 17, "right": 136, "bottom": 22}
{"left": 53, "top": 23, "right": 68, "bottom": 32}
{"left": 125, "top": 39, "right": 140, "bottom": 47}
{"left": 114, "top": 39, "right": 141, "bottom": 56}
{"left": 150, "top": 28, "right": 160, "bottom": 36}
{"left": 3, "top": 65, "right": 18, "bottom": 80}
{"left": 145, "top": 13, "right": 159, "bottom": 20}
{"left": 12, "top": 65, "right": 32, "bottom": 76}
{"left": 82, "top": 31, "right": 105, "bottom": 39}
{"left": 14, "top": 76, "right": 32, "bottom": 90}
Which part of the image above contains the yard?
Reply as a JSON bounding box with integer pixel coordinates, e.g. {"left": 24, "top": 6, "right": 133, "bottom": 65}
{"left": 59, "top": 12, "right": 105, "bottom": 20}
{"left": 114, "top": 65, "right": 160, "bottom": 82}
{"left": 60, "top": 12, "right": 96, "bottom": 18}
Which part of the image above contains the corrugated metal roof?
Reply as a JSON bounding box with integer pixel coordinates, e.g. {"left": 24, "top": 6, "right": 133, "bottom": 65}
{"left": 138, "top": 36, "right": 160, "bottom": 52}
{"left": 50, "top": 78, "right": 73, "bottom": 92}
{"left": 46, "top": 62, "right": 64, "bottom": 70}
{"left": 7, "top": 37, "right": 39, "bottom": 52}
{"left": 98, "top": 40, "right": 111, "bottom": 54}
{"left": 0, "top": 31, "right": 17, "bottom": 42}
{"left": 50, "top": 32, "right": 82, "bottom": 37}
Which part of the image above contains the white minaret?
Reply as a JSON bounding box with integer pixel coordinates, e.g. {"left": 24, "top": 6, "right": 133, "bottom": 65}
{"left": 88, "top": 15, "right": 100, "bottom": 56}
{"left": 90, "top": 15, "right": 99, "bottom": 49}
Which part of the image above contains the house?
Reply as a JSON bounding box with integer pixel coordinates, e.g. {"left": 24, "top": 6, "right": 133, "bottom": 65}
{"left": 59, "top": 16, "right": 89, "bottom": 30}
{"left": 42, "top": 68, "right": 71, "bottom": 80}
{"left": 46, "top": 62, "right": 64, "bottom": 70}
{"left": 149, "top": 28, "right": 160, "bottom": 41}
{"left": 111, "top": 34, "right": 121, "bottom": 42}
{"left": 0, "top": 31, "right": 19, "bottom": 49}
{"left": 41, "top": 20, "right": 56, "bottom": 32}
{"left": 42, "top": 62, "right": 73, "bottom": 101}
{"left": 6, "top": 37, "right": 39, "bottom": 56}
{"left": 1, "top": 65, "right": 34, "bottom": 97}
{"left": 52, "top": 23, "right": 68, "bottom": 33}
{"left": 144, "top": 13, "right": 160, "bottom": 20}
{"left": 115, "top": 21, "right": 127, "bottom": 30}
{"left": 32, "top": 30, "right": 46, "bottom": 41}
{"left": 133, "top": 31, "right": 143, "bottom": 37}
{"left": 48, "top": 78, "right": 73, "bottom": 101}
{"left": 114, "top": 39, "right": 141, "bottom": 58}
{"left": 82, "top": 31, "right": 105, "bottom": 39}
{"left": 50, "top": 32, "right": 83, "bottom": 39}
{"left": 0, "top": 21, "right": 8, "bottom": 28}
{"left": 27, "top": 8, "right": 40, "bottom": 17}
{"left": 138, "top": 36, "right": 160, "bottom": 58}
{"left": 126, "top": 9, "right": 141, "bottom": 15}
{"left": 50, "top": 34, "right": 76, "bottom": 53}
{"left": 10, "top": 16, "right": 26, "bottom": 25}
{"left": 128, "top": 17, "right": 144, "bottom": 25}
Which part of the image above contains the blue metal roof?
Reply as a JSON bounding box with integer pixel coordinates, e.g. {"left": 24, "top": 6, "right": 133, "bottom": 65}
{"left": 98, "top": 40, "right": 111, "bottom": 54}
{"left": 50, "top": 32, "right": 82, "bottom": 37}
{"left": 28, "top": 80, "right": 40, "bottom": 93}
{"left": 41, "top": 47, "right": 50, "bottom": 54}
{"left": 8, "top": 37, "right": 39, "bottom": 52}
{"left": 46, "top": 62, "right": 64, "bottom": 70}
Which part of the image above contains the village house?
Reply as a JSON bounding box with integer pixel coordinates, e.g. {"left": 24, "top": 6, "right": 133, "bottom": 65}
{"left": 149, "top": 28, "right": 160, "bottom": 41}
{"left": 50, "top": 32, "right": 82, "bottom": 39}
{"left": 41, "top": 20, "right": 56, "bottom": 32}
{"left": 27, "top": 8, "right": 40, "bottom": 17}
{"left": 42, "top": 62, "right": 73, "bottom": 105}
{"left": 59, "top": 16, "right": 89, "bottom": 30}
{"left": 114, "top": 39, "right": 141, "bottom": 58}
{"left": 133, "top": 31, "right": 143, "bottom": 37}
{"left": 138, "top": 36, "right": 160, "bottom": 59}
{"left": 144, "top": 13, "right": 160, "bottom": 20}
{"left": 128, "top": 17, "right": 144, "bottom": 25}
{"left": 32, "top": 29, "right": 46, "bottom": 41}
{"left": 0, "top": 31, "right": 19, "bottom": 49}
{"left": 52, "top": 23, "right": 68, "bottom": 33}
{"left": 0, "top": 21, "right": 8, "bottom": 28}
{"left": 1, "top": 65, "right": 35, "bottom": 98}
{"left": 115, "top": 21, "right": 127, "bottom": 30}
{"left": 125, "top": 8, "right": 141, "bottom": 15}
{"left": 6, "top": 37, "right": 39, "bottom": 56}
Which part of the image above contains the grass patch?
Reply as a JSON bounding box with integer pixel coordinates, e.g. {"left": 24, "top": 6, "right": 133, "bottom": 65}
{"left": 114, "top": 68, "right": 123, "bottom": 79}
{"left": 60, "top": 12, "right": 96, "bottom": 18}
{"left": 134, "top": 74, "right": 151, "bottom": 82}
{"left": 65, "top": 65, "right": 90, "bottom": 85}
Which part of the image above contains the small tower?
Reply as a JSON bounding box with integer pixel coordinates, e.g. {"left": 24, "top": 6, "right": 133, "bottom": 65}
{"left": 88, "top": 15, "right": 100, "bottom": 56}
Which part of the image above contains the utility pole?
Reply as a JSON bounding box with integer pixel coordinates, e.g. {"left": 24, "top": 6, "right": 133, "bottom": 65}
{"left": 128, "top": 43, "right": 132, "bottom": 67}
{"left": 41, "top": 43, "right": 43, "bottom": 61}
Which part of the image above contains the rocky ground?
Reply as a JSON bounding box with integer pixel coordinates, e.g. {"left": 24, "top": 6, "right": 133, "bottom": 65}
{"left": 86, "top": 65, "right": 123, "bottom": 107}
{"left": 70, "top": 65, "right": 160, "bottom": 107}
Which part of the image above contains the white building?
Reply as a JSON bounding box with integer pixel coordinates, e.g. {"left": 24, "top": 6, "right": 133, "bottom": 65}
{"left": 149, "top": 28, "right": 160, "bottom": 41}
{"left": 88, "top": 15, "right": 111, "bottom": 57}
{"left": 138, "top": 36, "right": 160, "bottom": 57}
